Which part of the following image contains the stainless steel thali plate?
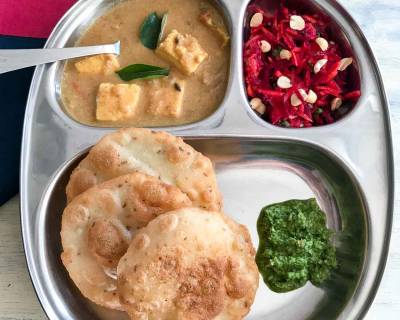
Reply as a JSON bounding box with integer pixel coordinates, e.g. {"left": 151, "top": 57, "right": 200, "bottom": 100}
{"left": 20, "top": 0, "right": 394, "bottom": 319}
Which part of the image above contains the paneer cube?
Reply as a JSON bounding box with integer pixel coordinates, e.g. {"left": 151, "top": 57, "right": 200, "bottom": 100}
{"left": 199, "top": 10, "right": 230, "bottom": 47}
{"left": 148, "top": 78, "right": 185, "bottom": 117}
{"left": 156, "top": 30, "right": 208, "bottom": 75}
{"left": 96, "top": 83, "right": 141, "bottom": 121}
{"left": 75, "top": 54, "right": 120, "bottom": 75}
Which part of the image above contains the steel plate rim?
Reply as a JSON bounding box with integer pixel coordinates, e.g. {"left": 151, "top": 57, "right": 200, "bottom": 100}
{"left": 316, "top": 2, "right": 395, "bottom": 317}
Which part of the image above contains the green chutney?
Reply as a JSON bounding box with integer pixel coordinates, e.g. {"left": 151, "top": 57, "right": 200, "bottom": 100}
{"left": 256, "top": 198, "right": 337, "bottom": 293}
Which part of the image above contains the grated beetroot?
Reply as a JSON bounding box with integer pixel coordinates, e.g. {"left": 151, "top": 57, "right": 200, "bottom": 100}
{"left": 244, "top": 4, "right": 361, "bottom": 128}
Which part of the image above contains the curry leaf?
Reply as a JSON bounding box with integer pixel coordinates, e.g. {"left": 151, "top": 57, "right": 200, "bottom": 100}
{"left": 116, "top": 64, "right": 169, "bottom": 81}
{"left": 140, "top": 12, "right": 162, "bottom": 49}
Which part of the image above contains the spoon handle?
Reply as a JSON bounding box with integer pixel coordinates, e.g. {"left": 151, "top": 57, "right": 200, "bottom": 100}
{"left": 0, "top": 41, "right": 120, "bottom": 74}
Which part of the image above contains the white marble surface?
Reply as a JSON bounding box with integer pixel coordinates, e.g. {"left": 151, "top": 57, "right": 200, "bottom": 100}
{"left": 0, "top": 0, "right": 399, "bottom": 319}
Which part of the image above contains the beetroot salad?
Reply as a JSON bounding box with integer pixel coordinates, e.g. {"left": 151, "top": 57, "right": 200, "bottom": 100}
{"left": 244, "top": 4, "right": 361, "bottom": 128}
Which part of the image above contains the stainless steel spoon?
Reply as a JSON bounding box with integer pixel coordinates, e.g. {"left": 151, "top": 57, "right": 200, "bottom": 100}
{"left": 0, "top": 41, "right": 120, "bottom": 74}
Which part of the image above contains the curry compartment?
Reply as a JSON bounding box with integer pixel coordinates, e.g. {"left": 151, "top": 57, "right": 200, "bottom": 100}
{"left": 46, "top": 0, "right": 233, "bottom": 130}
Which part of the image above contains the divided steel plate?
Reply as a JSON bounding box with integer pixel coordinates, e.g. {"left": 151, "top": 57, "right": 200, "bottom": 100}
{"left": 20, "top": 0, "right": 394, "bottom": 319}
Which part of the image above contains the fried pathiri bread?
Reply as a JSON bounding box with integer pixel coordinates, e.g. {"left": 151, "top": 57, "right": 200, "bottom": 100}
{"left": 66, "top": 128, "right": 221, "bottom": 211}
{"left": 61, "top": 172, "right": 191, "bottom": 310}
{"left": 117, "top": 208, "right": 259, "bottom": 319}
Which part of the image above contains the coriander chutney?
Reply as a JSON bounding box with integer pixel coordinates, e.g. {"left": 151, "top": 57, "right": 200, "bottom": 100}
{"left": 256, "top": 198, "right": 337, "bottom": 293}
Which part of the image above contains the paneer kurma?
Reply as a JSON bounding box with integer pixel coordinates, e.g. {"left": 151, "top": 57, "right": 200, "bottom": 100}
{"left": 61, "top": 0, "right": 230, "bottom": 127}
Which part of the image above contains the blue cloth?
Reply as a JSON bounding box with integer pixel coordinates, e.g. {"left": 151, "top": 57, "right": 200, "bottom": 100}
{"left": 0, "top": 35, "right": 46, "bottom": 205}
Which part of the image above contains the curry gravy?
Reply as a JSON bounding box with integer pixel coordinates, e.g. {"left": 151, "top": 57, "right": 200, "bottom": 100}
{"left": 61, "top": 0, "right": 230, "bottom": 127}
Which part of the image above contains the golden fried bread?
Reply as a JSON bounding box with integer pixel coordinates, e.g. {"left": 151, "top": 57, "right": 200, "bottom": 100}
{"left": 66, "top": 128, "right": 221, "bottom": 211}
{"left": 60, "top": 172, "right": 192, "bottom": 310}
{"left": 117, "top": 208, "right": 259, "bottom": 319}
